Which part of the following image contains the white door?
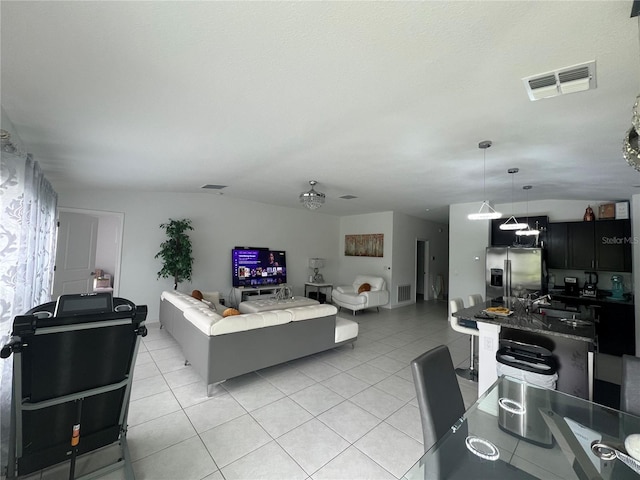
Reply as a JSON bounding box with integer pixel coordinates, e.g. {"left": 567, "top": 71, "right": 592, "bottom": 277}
{"left": 53, "top": 211, "right": 99, "bottom": 298}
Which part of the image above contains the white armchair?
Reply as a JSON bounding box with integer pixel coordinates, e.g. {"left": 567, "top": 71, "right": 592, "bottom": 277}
{"left": 331, "top": 275, "right": 389, "bottom": 314}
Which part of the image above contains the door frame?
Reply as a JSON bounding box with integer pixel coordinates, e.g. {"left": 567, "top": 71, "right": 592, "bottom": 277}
{"left": 416, "top": 238, "right": 430, "bottom": 301}
{"left": 56, "top": 207, "right": 124, "bottom": 296}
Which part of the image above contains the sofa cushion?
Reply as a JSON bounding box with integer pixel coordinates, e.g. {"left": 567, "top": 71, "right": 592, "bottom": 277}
{"left": 331, "top": 291, "right": 367, "bottom": 308}
{"left": 286, "top": 304, "right": 338, "bottom": 321}
{"left": 335, "top": 317, "right": 359, "bottom": 343}
{"left": 192, "top": 290, "right": 204, "bottom": 300}
{"left": 183, "top": 307, "right": 223, "bottom": 335}
{"left": 223, "top": 308, "right": 241, "bottom": 317}
{"left": 210, "top": 310, "right": 293, "bottom": 336}
{"left": 357, "top": 283, "right": 371, "bottom": 294}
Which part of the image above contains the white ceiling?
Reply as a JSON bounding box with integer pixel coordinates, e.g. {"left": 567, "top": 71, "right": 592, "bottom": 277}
{"left": 2, "top": 1, "right": 640, "bottom": 223}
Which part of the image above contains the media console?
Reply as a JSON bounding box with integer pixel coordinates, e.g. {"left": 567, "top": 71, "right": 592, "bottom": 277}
{"left": 232, "top": 285, "right": 286, "bottom": 305}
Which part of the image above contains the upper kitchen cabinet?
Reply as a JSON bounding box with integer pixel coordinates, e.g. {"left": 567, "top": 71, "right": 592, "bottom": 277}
{"left": 547, "top": 222, "right": 568, "bottom": 269}
{"left": 595, "top": 219, "right": 632, "bottom": 272}
{"left": 547, "top": 219, "right": 632, "bottom": 272}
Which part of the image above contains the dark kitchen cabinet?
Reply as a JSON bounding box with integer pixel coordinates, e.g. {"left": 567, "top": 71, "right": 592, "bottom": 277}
{"left": 596, "top": 302, "right": 635, "bottom": 356}
{"left": 568, "top": 222, "right": 595, "bottom": 270}
{"left": 594, "top": 220, "right": 632, "bottom": 272}
{"left": 547, "top": 219, "right": 631, "bottom": 272}
{"left": 547, "top": 222, "right": 568, "bottom": 268}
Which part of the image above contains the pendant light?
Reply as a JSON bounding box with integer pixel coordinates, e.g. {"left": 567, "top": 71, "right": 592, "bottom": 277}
{"left": 500, "top": 168, "right": 529, "bottom": 230}
{"left": 468, "top": 140, "right": 502, "bottom": 220}
{"left": 515, "top": 185, "right": 540, "bottom": 236}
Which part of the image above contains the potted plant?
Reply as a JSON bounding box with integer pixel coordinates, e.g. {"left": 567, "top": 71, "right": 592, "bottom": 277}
{"left": 155, "top": 218, "right": 194, "bottom": 290}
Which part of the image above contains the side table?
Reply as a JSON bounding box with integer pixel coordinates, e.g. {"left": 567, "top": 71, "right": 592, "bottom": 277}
{"left": 304, "top": 282, "right": 333, "bottom": 304}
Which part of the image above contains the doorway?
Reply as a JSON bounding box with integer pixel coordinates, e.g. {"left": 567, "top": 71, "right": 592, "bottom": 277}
{"left": 416, "top": 239, "right": 430, "bottom": 301}
{"left": 52, "top": 208, "right": 124, "bottom": 298}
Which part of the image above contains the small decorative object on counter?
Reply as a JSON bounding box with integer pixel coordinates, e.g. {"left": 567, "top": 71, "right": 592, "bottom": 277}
{"left": 583, "top": 205, "right": 595, "bottom": 221}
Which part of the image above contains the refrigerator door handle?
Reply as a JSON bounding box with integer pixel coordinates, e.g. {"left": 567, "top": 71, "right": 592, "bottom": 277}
{"left": 505, "top": 259, "right": 511, "bottom": 298}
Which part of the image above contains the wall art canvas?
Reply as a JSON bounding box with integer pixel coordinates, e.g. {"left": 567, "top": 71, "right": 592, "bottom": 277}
{"left": 345, "top": 234, "right": 384, "bottom": 257}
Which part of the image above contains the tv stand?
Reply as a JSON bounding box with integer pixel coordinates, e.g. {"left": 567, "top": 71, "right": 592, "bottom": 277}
{"left": 233, "top": 285, "right": 284, "bottom": 305}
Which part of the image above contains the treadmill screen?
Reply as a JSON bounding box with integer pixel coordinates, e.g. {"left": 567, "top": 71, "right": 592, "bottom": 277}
{"left": 54, "top": 293, "right": 114, "bottom": 316}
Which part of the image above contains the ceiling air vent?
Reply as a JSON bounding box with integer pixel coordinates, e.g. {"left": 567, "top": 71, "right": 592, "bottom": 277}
{"left": 340, "top": 195, "right": 358, "bottom": 200}
{"left": 523, "top": 61, "right": 596, "bottom": 101}
{"left": 201, "top": 184, "right": 227, "bottom": 190}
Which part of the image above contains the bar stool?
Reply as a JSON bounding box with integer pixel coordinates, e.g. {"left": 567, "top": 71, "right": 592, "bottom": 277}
{"left": 468, "top": 293, "right": 484, "bottom": 307}
{"left": 449, "top": 297, "right": 479, "bottom": 381}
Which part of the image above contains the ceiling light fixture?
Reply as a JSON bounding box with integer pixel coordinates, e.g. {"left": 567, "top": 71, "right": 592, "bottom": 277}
{"left": 468, "top": 140, "right": 502, "bottom": 220}
{"left": 299, "top": 180, "right": 326, "bottom": 211}
{"left": 500, "top": 168, "right": 529, "bottom": 230}
{"left": 515, "top": 185, "right": 540, "bottom": 236}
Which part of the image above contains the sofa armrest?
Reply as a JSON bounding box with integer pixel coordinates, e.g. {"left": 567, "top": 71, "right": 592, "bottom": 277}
{"left": 361, "top": 289, "right": 389, "bottom": 307}
{"left": 335, "top": 285, "right": 355, "bottom": 294}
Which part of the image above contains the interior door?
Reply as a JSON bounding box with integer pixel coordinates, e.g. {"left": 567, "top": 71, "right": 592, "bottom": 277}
{"left": 52, "top": 211, "right": 98, "bottom": 298}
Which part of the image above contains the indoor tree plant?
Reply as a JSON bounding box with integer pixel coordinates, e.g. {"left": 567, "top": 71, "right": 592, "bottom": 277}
{"left": 155, "top": 218, "right": 194, "bottom": 290}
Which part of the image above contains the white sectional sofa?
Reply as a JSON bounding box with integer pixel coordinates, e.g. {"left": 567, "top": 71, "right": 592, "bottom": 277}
{"left": 159, "top": 290, "right": 358, "bottom": 394}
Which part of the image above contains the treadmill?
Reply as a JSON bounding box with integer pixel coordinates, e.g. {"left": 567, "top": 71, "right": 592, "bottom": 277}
{"left": 1, "top": 292, "right": 147, "bottom": 480}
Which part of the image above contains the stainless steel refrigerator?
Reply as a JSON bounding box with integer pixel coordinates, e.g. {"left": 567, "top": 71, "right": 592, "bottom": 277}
{"left": 486, "top": 247, "right": 544, "bottom": 300}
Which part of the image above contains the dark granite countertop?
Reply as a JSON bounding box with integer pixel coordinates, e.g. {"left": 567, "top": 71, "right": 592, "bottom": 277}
{"left": 550, "top": 292, "right": 634, "bottom": 306}
{"left": 454, "top": 299, "right": 596, "bottom": 342}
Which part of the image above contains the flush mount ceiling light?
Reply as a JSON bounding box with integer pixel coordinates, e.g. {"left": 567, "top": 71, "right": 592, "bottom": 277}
{"left": 468, "top": 141, "right": 502, "bottom": 220}
{"left": 500, "top": 168, "right": 529, "bottom": 230}
{"left": 299, "top": 180, "right": 326, "bottom": 211}
{"left": 515, "top": 185, "right": 540, "bottom": 236}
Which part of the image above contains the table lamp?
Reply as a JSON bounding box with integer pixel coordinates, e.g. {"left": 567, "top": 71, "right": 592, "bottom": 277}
{"left": 309, "top": 258, "right": 325, "bottom": 282}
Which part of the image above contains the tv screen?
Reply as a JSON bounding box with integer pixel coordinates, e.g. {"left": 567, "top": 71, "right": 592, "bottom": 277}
{"left": 232, "top": 248, "right": 287, "bottom": 287}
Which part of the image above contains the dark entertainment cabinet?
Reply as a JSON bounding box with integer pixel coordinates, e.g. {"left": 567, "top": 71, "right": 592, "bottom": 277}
{"left": 547, "top": 219, "right": 632, "bottom": 272}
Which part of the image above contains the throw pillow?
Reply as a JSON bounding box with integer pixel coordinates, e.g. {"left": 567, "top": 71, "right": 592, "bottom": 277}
{"left": 223, "top": 308, "right": 240, "bottom": 317}
{"left": 358, "top": 283, "right": 371, "bottom": 294}
{"left": 191, "top": 290, "right": 204, "bottom": 301}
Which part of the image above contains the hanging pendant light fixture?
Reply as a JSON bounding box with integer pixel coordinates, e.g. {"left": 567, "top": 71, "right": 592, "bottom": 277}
{"left": 468, "top": 140, "right": 502, "bottom": 220}
{"left": 515, "top": 185, "right": 540, "bottom": 236}
{"left": 500, "top": 168, "right": 529, "bottom": 230}
{"left": 299, "top": 180, "right": 326, "bottom": 210}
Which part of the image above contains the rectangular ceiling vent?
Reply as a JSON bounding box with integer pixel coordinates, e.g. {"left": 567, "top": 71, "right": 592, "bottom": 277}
{"left": 201, "top": 184, "right": 227, "bottom": 190}
{"left": 522, "top": 61, "right": 596, "bottom": 101}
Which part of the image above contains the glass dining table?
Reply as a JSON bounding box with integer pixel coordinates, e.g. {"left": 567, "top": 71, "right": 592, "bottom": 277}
{"left": 402, "top": 376, "right": 640, "bottom": 479}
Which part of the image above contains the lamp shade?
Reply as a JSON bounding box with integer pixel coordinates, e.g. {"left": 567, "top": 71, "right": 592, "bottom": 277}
{"left": 309, "top": 258, "right": 325, "bottom": 269}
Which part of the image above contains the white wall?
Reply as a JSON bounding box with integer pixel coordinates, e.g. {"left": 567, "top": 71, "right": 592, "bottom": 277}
{"left": 392, "top": 211, "right": 448, "bottom": 307}
{"left": 57, "top": 189, "right": 340, "bottom": 321}
{"left": 448, "top": 202, "right": 490, "bottom": 311}
{"left": 338, "top": 212, "right": 394, "bottom": 291}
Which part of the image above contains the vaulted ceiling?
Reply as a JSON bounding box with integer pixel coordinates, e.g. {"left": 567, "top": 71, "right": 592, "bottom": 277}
{"left": 2, "top": 1, "right": 639, "bottom": 223}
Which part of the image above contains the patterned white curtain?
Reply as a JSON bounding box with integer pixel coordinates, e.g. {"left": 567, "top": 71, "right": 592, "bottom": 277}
{"left": 0, "top": 149, "right": 58, "bottom": 471}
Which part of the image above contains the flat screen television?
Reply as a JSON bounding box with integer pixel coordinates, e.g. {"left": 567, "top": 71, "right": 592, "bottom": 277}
{"left": 232, "top": 248, "right": 287, "bottom": 287}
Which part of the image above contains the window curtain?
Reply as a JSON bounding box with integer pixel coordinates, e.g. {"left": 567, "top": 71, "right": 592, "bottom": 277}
{"left": 0, "top": 149, "right": 58, "bottom": 471}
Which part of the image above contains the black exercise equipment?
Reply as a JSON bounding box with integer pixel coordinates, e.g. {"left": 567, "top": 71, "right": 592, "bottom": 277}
{"left": 2, "top": 292, "right": 147, "bottom": 480}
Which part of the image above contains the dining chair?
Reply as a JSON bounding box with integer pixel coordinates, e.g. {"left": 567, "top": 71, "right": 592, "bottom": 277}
{"left": 621, "top": 354, "right": 640, "bottom": 416}
{"left": 449, "top": 297, "right": 479, "bottom": 381}
{"left": 411, "top": 345, "right": 466, "bottom": 451}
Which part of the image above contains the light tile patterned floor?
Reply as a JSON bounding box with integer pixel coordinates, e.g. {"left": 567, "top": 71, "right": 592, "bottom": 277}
{"left": 27, "top": 299, "right": 480, "bottom": 480}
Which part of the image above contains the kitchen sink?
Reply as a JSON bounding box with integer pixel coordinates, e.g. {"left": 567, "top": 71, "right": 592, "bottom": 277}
{"left": 536, "top": 306, "right": 584, "bottom": 320}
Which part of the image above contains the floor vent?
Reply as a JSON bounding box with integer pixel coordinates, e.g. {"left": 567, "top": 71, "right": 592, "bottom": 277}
{"left": 522, "top": 61, "right": 596, "bottom": 101}
{"left": 398, "top": 284, "right": 411, "bottom": 302}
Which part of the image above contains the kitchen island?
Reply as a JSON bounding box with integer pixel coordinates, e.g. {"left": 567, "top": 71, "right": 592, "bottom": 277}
{"left": 454, "top": 298, "right": 596, "bottom": 400}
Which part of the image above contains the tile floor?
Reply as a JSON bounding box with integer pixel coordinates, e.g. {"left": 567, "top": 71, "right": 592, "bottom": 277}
{"left": 24, "top": 299, "right": 480, "bottom": 480}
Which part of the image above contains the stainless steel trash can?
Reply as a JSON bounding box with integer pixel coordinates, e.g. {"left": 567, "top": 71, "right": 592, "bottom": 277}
{"left": 496, "top": 340, "right": 558, "bottom": 448}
